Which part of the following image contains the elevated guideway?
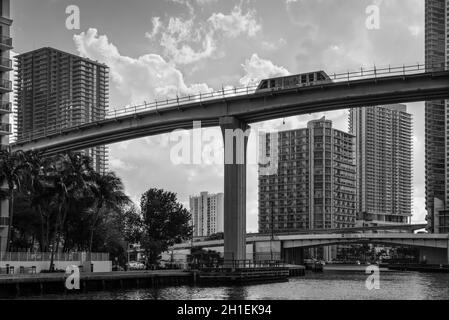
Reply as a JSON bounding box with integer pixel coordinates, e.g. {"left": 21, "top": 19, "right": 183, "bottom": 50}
{"left": 12, "top": 63, "right": 449, "bottom": 154}
{"left": 10, "top": 63, "right": 449, "bottom": 263}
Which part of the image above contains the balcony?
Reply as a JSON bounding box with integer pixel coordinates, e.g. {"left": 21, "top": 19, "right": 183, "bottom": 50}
{"left": 0, "top": 101, "right": 11, "bottom": 114}
{"left": 0, "top": 217, "right": 8, "bottom": 228}
{"left": 0, "top": 58, "right": 12, "bottom": 72}
{"left": 0, "top": 36, "right": 12, "bottom": 50}
{"left": 0, "top": 79, "right": 11, "bottom": 93}
{"left": 0, "top": 123, "right": 11, "bottom": 135}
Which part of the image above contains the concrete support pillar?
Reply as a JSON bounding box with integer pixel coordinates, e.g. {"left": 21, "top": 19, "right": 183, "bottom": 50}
{"left": 220, "top": 116, "right": 250, "bottom": 262}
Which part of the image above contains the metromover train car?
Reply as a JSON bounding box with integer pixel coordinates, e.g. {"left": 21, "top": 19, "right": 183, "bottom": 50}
{"left": 255, "top": 70, "right": 332, "bottom": 93}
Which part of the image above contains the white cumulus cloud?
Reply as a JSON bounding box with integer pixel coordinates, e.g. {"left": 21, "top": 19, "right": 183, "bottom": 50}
{"left": 146, "top": 17, "right": 162, "bottom": 40}
{"left": 73, "top": 28, "right": 213, "bottom": 105}
{"left": 146, "top": 5, "right": 262, "bottom": 65}
{"left": 155, "top": 17, "right": 217, "bottom": 65}
{"left": 239, "top": 53, "right": 290, "bottom": 86}
{"left": 208, "top": 6, "right": 261, "bottom": 38}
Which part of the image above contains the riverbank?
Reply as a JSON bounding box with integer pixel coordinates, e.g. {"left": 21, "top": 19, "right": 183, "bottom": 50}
{"left": 0, "top": 270, "right": 191, "bottom": 297}
{"left": 0, "top": 265, "right": 305, "bottom": 298}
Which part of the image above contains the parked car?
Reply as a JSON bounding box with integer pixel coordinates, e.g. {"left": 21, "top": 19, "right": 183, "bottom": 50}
{"left": 126, "top": 261, "right": 145, "bottom": 270}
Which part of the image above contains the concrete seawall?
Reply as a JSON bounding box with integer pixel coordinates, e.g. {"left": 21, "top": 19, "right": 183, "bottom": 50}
{"left": 0, "top": 270, "right": 192, "bottom": 297}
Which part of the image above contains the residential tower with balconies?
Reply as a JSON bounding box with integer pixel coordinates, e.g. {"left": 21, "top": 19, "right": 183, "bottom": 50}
{"left": 0, "top": 0, "right": 13, "bottom": 253}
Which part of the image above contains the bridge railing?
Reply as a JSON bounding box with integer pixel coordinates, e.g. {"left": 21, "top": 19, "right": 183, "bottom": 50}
{"left": 190, "top": 259, "right": 286, "bottom": 271}
{"left": 12, "top": 62, "right": 448, "bottom": 145}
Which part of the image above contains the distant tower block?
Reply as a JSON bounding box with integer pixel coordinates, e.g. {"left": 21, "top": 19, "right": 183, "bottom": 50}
{"left": 190, "top": 192, "right": 224, "bottom": 238}
{"left": 350, "top": 105, "right": 413, "bottom": 226}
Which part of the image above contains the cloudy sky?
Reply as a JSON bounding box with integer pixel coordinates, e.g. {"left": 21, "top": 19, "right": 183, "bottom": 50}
{"left": 12, "top": 0, "right": 426, "bottom": 231}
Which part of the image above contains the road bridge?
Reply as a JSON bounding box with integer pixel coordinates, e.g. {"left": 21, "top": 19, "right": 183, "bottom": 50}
{"left": 173, "top": 232, "right": 449, "bottom": 265}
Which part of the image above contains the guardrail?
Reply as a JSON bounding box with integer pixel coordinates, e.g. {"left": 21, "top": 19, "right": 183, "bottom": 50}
{"left": 191, "top": 259, "right": 286, "bottom": 271}
{"left": 0, "top": 252, "right": 110, "bottom": 262}
{"left": 12, "top": 62, "right": 449, "bottom": 144}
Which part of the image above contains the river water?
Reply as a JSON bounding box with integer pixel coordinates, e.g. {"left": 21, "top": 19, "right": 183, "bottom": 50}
{"left": 16, "top": 269, "right": 449, "bottom": 300}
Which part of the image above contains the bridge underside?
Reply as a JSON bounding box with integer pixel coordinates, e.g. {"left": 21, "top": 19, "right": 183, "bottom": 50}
{"left": 282, "top": 238, "right": 449, "bottom": 264}
{"left": 282, "top": 238, "right": 449, "bottom": 249}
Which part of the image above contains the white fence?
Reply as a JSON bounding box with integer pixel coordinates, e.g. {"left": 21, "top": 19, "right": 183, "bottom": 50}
{"left": 0, "top": 252, "right": 109, "bottom": 262}
{"left": 0, "top": 252, "right": 112, "bottom": 274}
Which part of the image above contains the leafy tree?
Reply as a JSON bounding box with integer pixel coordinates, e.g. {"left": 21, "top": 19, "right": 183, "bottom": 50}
{"left": 2, "top": 150, "right": 135, "bottom": 271}
{"left": 88, "top": 172, "right": 130, "bottom": 252}
{"left": 27, "top": 153, "right": 59, "bottom": 252}
{"left": 139, "top": 188, "right": 192, "bottom": 266}
{"left": 188, "top": 247, "right": 222, "bottom": 268}
{"left": 0, "top": 150, "right": 31, "bottom": 251}
{"left": 47, "top": 153, "right": 95, "bottom": 270}
{"left": 120, "top": 204, "right": 144, "bottom": 244}
{"left": 92, "top": 208, "right": 130, "bottom": 267}
{"left": 10, "top": 191, "right": 42, "bottom": 251}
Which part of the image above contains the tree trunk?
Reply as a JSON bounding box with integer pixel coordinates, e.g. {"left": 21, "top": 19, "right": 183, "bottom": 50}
{"left": 88, "top": 206, "right": 102, "bottom": 253}
{"left": 5, "top": 190, "right": 13, "bottom": 252}
{"left": 49, "top": 204, "right": 63, "bottom": 272}
{"left": 39, "top": 209, "right": 45, "bottom": 251}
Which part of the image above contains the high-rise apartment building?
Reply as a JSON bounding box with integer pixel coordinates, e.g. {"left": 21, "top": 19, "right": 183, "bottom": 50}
{"left": 15, "top": 47, "right": 109, "bottom": 173}
{"left": 0, "top": 0, "right": 13, "bottom": 253}
{"left": 349, "top": 105, "right": 413, "bottom": 225}
{"left": 190, "top": 192, "right": 224, "bottom": 237}
{"left": 258, "top": 118, "right": 357, "bottom": 233}
{"left": 425, "top": 0, "right": 449, "bottom": 233}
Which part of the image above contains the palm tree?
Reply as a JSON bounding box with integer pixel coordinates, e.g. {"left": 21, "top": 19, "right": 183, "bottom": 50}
{"left": 0, "top": 150, "right": 30, "bottom": 252}
{"left": 26, "top": 151, "right": 57, "bottom": 252}
{"left": 88, "top": 172, "right": 130, "bottom": 253}
{"left": 48, "top": 152, "right": 95, "bottom": 271}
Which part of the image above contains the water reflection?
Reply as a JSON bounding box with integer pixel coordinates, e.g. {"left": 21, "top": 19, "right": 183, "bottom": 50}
{"left": 225, "top": 286, "right": 248, "bottom": 300}
{"left": 13, "top": 271, "right": 449, "bottom": 300}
